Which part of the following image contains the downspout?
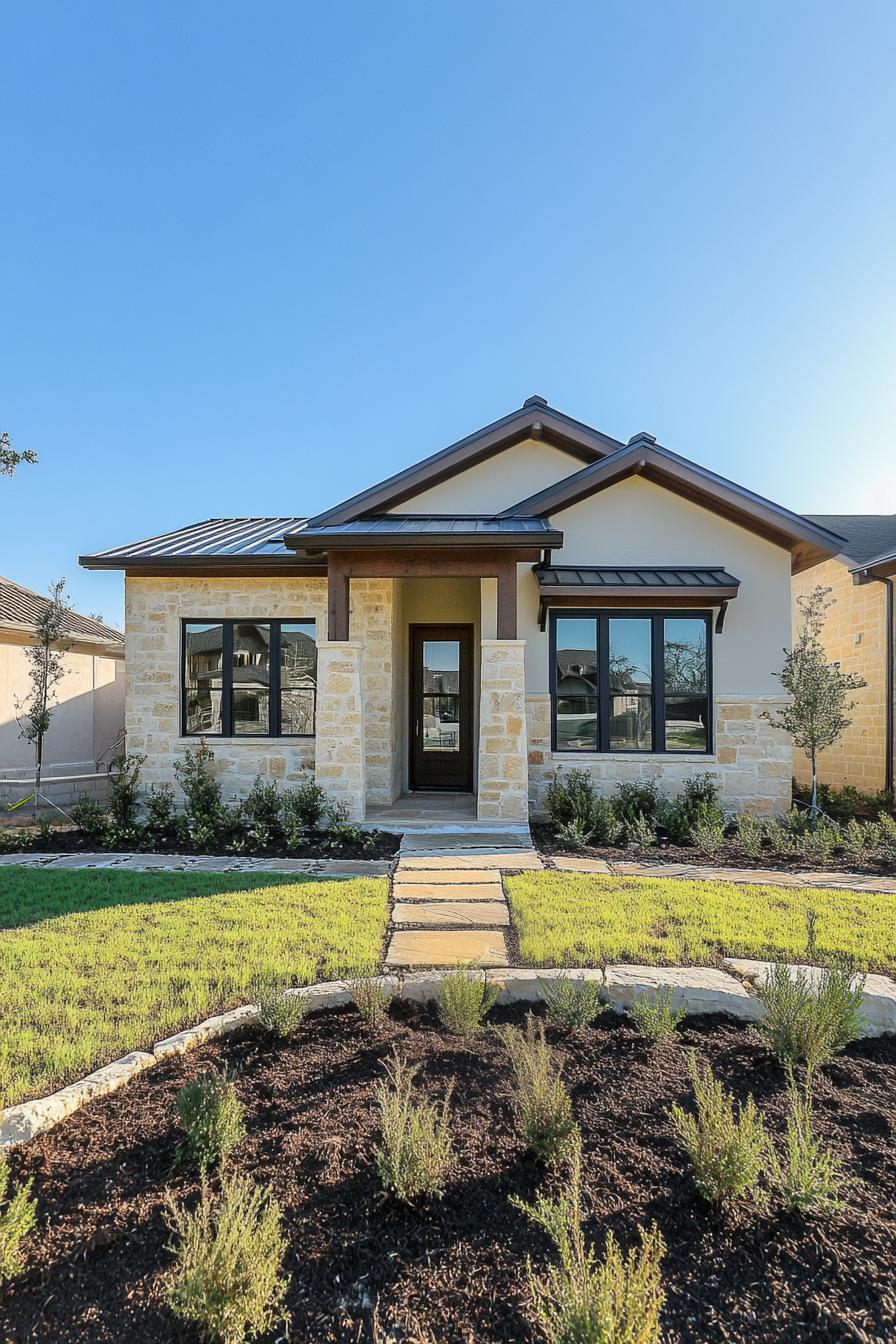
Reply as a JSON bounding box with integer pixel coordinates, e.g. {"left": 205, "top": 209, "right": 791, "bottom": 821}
{"left": 873, "top": 576, "right": 895, "bottom": 795}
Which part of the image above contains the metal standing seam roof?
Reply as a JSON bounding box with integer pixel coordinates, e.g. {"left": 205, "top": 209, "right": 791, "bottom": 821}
{"left": 286, "top": 515, "right": 563, "bottom": 548}
{"left": 534, "top": 565, "right": 740, "bottom": 591}
{"left": 80, "top": 517, "right": 312, "bottom": 565}
{"left": 0, "top": 576, "right": 123, "bottom": 644}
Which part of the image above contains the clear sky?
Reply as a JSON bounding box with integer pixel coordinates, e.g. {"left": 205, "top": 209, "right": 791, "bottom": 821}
{"left": 2, "top": 1, "right": 895, "bottom": 628}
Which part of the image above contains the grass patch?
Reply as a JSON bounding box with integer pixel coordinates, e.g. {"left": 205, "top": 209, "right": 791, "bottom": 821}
{"left": 506, "top": 873, "right": 896, "bottom": 972}
{"left": 0, "top": 869, "right": 388, "bottom": 1106}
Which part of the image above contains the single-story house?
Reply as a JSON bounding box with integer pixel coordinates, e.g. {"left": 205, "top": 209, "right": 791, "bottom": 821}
{"left": 80, "top": 397, "right": 845, "bottom": 823}
{"left": 792, "top": 514, "right": 896, "bottom": 795}
{"left": 0, "top": 576, "right": 125, "bottom": 793}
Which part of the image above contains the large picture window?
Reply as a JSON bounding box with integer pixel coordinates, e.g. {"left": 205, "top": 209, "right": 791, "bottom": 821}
{"left": 551, "top": 611, "right": 711, "bottom": 754}
{"left": 182, "top": 619, "right": 316, "bottom": 738}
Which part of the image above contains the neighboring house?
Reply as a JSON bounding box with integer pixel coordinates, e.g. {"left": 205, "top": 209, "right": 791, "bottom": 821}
{"left": 80, "top": 397, "right": 844, "bottom": 823}
{"left": 0, "top": 576, "right": 125, "bottom": 786}
{"left": 792, "top": 515, "right": 896, "bottom": 795}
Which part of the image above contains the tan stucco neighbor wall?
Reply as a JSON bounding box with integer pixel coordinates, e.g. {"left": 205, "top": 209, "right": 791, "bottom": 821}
{"left": 124, "top": 574, "right": 401, "bottom": 807}
{"left": 791, "top": 558, "right": 891, "bottom": 791}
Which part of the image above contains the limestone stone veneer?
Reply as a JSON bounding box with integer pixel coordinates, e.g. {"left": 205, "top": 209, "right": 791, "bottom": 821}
{"left": 477, "top": 639, "right": 529, "bottom": 822}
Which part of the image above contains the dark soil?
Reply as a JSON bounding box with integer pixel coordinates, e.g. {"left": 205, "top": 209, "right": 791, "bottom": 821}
{"left": 532, "top": 823, "right": 896, "bottom": 877}
{"left": 1, "top": 826, "right": 400, "bottom": 861}
{"left": 6, "top": 1004, "right": 896, "bottom": 1344}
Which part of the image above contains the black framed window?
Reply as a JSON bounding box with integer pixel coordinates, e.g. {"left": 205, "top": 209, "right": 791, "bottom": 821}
{"left": 182, "top": 619, "right": 316, "bottom": 737}
{"left": 550, "top": 610, "right": 712, "bottom": 754}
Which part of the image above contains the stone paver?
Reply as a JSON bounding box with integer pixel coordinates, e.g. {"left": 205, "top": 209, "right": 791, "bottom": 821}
{"left": 398, "top": 852, "right": 542, "bottom": 870}
{"left": 393, "top": 869, "right": 499, "bottom": 886}
{"left": 551, "top": 855, "right": 896, "bottom": 896}
{"left": 392, "top": 881, "right": 505, "bottom": 900}
{"left": 385, "top": 928, "right": 509, "bottom": 967}
{"left": 0, "top": 852, "right": 391, "bottom": 878}
{"left": 392, "top": 900, "right": 510, "bottom": 927}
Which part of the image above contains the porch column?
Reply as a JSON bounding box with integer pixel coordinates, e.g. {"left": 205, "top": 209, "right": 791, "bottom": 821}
{"left": 314, "top": 640, "right": 366, "bottom": 821}
{"left": 477, "top": 639, "right": 529, "bottom": 822}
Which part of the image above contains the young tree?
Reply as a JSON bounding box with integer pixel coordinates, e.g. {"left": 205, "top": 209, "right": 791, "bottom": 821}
{"left": 763, "top": 586, "right": 866, "bottom": 811}
{"left": 16, "top": 579, "right": 71, "bottom": 816}
{"left": 0, "top": 431, "right": 38, "bottom": 477}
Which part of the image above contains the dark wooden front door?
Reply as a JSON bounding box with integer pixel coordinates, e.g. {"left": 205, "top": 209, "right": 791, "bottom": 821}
{"left": 410, "top": 625, "right": 474, "bottom": 792}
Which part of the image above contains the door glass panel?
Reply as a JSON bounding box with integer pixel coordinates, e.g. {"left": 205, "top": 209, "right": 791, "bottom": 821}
{"left": 421, "top": 641, "right": 460, "bottom": 752}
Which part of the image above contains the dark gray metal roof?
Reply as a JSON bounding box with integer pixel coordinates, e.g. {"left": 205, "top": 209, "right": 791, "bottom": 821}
{"left": 286, "top": 515, "right": 563, "bottom": 550}
{"left": 804, "top": 514, "right": 896, "bottom": 565}
{"left": 81, "top": 518, "right": 315, "bottom": 568}
{"left": 535, "top": 565, "right": 740, "bottom": 593}
{"left": 0, "top": 575, "right": 123, "bottom": 645}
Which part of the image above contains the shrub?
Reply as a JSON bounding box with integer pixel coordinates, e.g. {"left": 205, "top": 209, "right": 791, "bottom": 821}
{"left": 769, "top": 1072, "right": 846, "bottom": 1218}
{"left": 241, "top": 777, "right": 282, "bottom": 832}
{"left": 254, "top": 981, "right": 309, "bottom": 1038}
{"left": 555, "top": 818, "right": 593, "bottom": 851}
{"left": 661, "top": 775, "right": 723, "bottom": 847}
{"left": 877, "top": 812, "right": 896, "bottom": 863}
{"left": 282, "top": 777, "right": 329, "bottom": 832}
{"left": 670, "top": 1053, "right": 768, "bottom": 1206}
{"left": 165, "top": 1175, "right": 288, "bottom": 1344}
{"left": 797, "top": 819, "right": 841, "bottom": 865}
{"left": 437, "top": 964, "right": 498, "bottom": 1036}
{"left": 350, "top": 976, "right": 394, "bottom": 1028}
{"left": 175, "top": 741, "right": 221, "bottom": 832}
{"left": 176, "top": 1068, "right": 246, "bottom": 1171}
{"left": 108, "top": 751, "right": 146, "bottom": 829}
{"left": 841, "top": 818, "right": 875, "bottom": 863}
{"left": 145, "top": 783, "right": 177, "bottom": 837}
{"left": 71, "top": 794, "right": 110, "bottom": 844}
{"left": 690, "top": 815, "right": 727, "bottom": 858}
{"left": 375, "top": 1051, "right": 453, "bottom": 1202}
{"left": 497, "top": 1014, "right": 580, "bottom": 1166}
{"left": 546, "top": 768, "right": 598, "bottom": 832}
{"left": 612, "top": 781, "right": 660, "bottom": 837}
{"left": 540, "top": 975, "right": 606, "bottom": 1032}
{"left": 0, "top": 1158, "right": 37, "bottom": 1284}
{"left": 623, "top": 811, "right": 656, "bottom": 851}
{"left": 0, "top": 827, "right": 28, "bottom": 854}
{"left": 513, "top": 1142, "right": 664, "bottom": 1344}
{"left": 756, "top": 954, "right": 865, "bottom": 1074}
{"left": 629, "top": 989, "right": 685, "bottom": 1042}
{"left": 735, "top": 811, "right": 766, "bottom": 859}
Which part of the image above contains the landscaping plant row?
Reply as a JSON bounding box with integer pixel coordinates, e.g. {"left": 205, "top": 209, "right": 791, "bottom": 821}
{"left": 1, "top": 957, "right": 874, "bottom": 1344}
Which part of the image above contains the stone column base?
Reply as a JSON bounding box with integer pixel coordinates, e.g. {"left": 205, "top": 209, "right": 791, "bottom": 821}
{"left": 314, "top": 641, "right": 366, "bottom": 821}
{"left": 477, "top": 639, "right": 529, "bottom": 822}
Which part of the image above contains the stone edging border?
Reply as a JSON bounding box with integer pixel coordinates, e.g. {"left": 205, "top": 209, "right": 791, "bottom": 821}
{"left": 3, "top": 962, "right": 895, "bottom": 1151}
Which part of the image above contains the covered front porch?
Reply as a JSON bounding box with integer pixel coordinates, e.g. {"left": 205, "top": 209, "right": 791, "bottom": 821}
{"left": 286, "top": 523, "right": 559, "bottom": 824}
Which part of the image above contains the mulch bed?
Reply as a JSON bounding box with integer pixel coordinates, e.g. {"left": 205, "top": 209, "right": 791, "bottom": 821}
{"left": 531, "top": 823, "right": 896, "bottom": 877}
{"left": 2, "top": 827, "right": 401, "bottom": 861}
{"left": 6, "top": 1004, "right": 896, "bottom": 1343}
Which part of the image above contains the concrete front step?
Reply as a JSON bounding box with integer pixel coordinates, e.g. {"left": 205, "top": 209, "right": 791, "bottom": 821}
{"left": 392, "top": 900, "right": 510, "bottom": 927}
{"left": 385, "top": 928, "right": 510, "bottom": 967}
{"left": 400, "top": 831, "right": 532, "bottom": 851}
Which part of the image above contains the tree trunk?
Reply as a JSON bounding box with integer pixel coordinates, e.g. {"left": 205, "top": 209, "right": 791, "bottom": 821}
{"left": 33, "top": 732, "right": 43, "bottom": 822}
{"left": 810, "top": 750, "right": 817, "bottom": 812}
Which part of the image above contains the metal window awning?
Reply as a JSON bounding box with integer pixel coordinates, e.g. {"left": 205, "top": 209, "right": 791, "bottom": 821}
{"left": 534, "top": 565, "right": 741, "bottom": 631}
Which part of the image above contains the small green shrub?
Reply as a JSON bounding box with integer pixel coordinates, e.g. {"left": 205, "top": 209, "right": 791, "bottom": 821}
{"left": 497, "top": 1014, "right": 579, "bottom": 1166}
{"left": 254, "top": 981, "right": 309, "bottom": 1038}
{"left": 0, "top": 1158, "right": 37, "bottom": 1283}
{"left": 877, "top": 812, "right": 896, "bottom": 863}
{"left": 145, "top": 783, "right": 178, "bottom": 837}
{"left": 769, "top": 1071, "right": 846, "bottom": 1217}
{"left": 0, "top": 827, "right": 28, "bottom": 854}
{"left": 546, "top": 768, "right": 598, "bottom": 832}
{"left": 375, "top": 1051, "right": 453, "bottom": 1202}
{"left": 841, "top": 817, "right": 875, "bottom": 863}
{"left": 513, "top": 1141, "right": 664, "bottom": 1344}
{"left": 175, "top": 741, "right": 222, "bottom": 833}
{"left": 71, "top": 794, "right": 110, "bottom": 844}
{"left": 108, "top": 752, "right": 146, "bottom": 829}
{"left": 282, "top": 777, "right": 329, "bottom": 831}
{"left": 555, "top": 817, "right": 593, "bottom": 851}
{"left": 612, "top": 781, "right": 660, "bottom": 836}
{"left": 757, "top": 954, "right": 865, "bottom": 1074}
{"left": 623, "top": 811, "right": 656, "bottom": 850}
{"left": 690, "top": 815, "right": 727, "bottom": 858}
{"left": 437, "top": 965, "right": 498, "bottom": 1036}
{"left": 176, "top": 1068, "right": 246, "bottom": 1171}
{"left": 735, "top": 811, "right": 766, "bottom": 859}
{"left": 629, "top": 988, "right": 685, "bottom": 1042}
{"left": 797, "top": 819, "right": 842, "bottom": 865}
{"left": 241, "top": 777, "right": 282, "bottom": 832}
{"left": 350, "top": 976, "right": 394, "bottom": 1028}
{"left": 670, "top": 1053, "right": 768, "bottom": 1206}
{"left": 793, "top": 778, "right": 894, "bottom": 823}
{"left": 662, "top": 775, "right": 723, "bottom": 846}
{"left": 540, "top": 975, "right": 606, "bottom": 1032}
{"left": 165, "top": 1175, "right": 288, "bottom": 1344}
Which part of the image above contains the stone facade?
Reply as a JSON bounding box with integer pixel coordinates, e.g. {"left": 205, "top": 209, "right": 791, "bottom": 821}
{"left": 314, "top": 642, "right": 365, "bottom": 819}
{"left": 791, "top": 558, "right": 892, "bottom": 791}
{"left": 526, "top": 692, "right": 792, "bottom": 817}
{"left": 477, "top": 639, "right": 529, "bottom": 821}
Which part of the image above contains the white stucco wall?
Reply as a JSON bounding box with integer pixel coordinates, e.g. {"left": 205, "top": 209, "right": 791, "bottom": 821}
{"left": 386, "top": 439, "right": 585, "bottom": 515}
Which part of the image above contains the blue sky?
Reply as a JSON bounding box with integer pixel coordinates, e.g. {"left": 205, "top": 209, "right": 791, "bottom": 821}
{"left": 3, "top": 2, "right": 895, "bottom": 628}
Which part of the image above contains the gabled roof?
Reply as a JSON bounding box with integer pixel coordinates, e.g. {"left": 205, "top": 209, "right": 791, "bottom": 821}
{"left": 804, "top": 514, "right": 896, "bottom": 567}
{"left": 500, "top": 435, "right": 845, "bottom": 574}
{"left": 285, "top": 514, "right": 562, "bottom": 552}
{"left": 0, "top": 576, "right": 123, "bottom": 646}
{"left": 304, "top": 396, "right": 625, "bottom": 528}
{"left": 81, "top": 517, "right": 318, "bottom": 569}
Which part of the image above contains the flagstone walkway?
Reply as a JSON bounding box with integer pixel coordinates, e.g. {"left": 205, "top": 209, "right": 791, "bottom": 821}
{"left": 384, "top": 829, "right": 541, "bottom": 968}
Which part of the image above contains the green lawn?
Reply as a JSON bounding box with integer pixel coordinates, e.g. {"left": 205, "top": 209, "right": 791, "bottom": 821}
{"left": 0, "top": 869, "right": 389, "bottom": 1107}
{"left": 506, "top": 872, "right": 896, "bottom": 973}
